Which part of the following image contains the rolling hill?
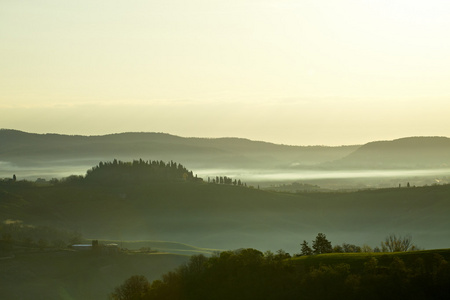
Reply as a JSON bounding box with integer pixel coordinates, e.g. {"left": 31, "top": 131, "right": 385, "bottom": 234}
{"left": 2, "top": 130, "right": 450, "bottom": 184}
{"left": 1, "top": 162, "right": 450, "bottom": 253}
{"left": 322, "top": 136, "right": 450, "bottom": 169}
{"left": 2, "top": 160, "right": 450, "bottom": 299}
{"left": 0, "top": 129, "right": 357, "bottom": 172}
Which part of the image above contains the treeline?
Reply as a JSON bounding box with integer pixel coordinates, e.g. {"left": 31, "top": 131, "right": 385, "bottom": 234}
{"left": 85, "top": 159, "right": 247, "bottom": 188}
{"left": 207, "top": 176, "right": 246, "bottom": 187}
{"left": 110, "top": 248, "right": 450, "bottom": 300}
{"left": 1, "top": 159, "right": 250, "bottom": 188}
{"left": 299, "top": 233, "right": 419, "bottom": 255}
{"left": 0, "top": 220, "right": 82, "bottom": 252}
{"left": 58, "top": 159, "right": 202, "bottom": 185}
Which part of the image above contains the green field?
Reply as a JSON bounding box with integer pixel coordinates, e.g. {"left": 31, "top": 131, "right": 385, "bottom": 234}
{"left": 292, "top": 248, "right": 450, "bottom": 271}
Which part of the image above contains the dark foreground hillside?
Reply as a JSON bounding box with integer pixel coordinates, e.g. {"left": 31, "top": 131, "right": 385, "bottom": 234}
{"left": 112, "top": 248, "right": 450, "bottom": 300}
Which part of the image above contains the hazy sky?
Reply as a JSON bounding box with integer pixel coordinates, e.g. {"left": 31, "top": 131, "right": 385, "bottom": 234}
{"left": 1, "top": 0, "right": 450, "bottom": 145}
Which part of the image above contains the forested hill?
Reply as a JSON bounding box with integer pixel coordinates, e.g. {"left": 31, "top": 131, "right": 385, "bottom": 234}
{"left": 321, "top": 136, "right": 450, "bottom": 169}
{"left": 1, "top": 162, "right": 450, "bottom": 252}
{"left": 83, "top": 159, "right": 201, "bottom": 184}
{"left": 0, "top": 129, "right": 358, "bottom": 169}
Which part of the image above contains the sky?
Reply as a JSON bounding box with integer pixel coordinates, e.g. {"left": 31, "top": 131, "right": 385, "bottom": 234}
{"left": 1, "top": 0, "right": 450, "bottom": 146}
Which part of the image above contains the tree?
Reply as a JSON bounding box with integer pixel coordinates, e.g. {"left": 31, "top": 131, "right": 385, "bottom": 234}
{"left": 381, "top": 234, "right": 417, "bottom": 252}
{"left": 361, "top": 244, "right": 373, "bottom": 253}
{"left": 12, "top": 174, "right": 16, "bottom": 182}
{"left": 342, "top": 243, "right": 361, "bottom": 253}
{"left": 333, "top": 245, "right": 344, "bottom": 253}
{"left": 275, "top": 249, "right": 291, "bottom": 260}
{"left": 301, "top": 240, "right": 313, "bottom": 256}
{"left": 312, "top": 233, "right": 332, "bottom": 254}
{"left": 109, "top": 275, "right": 150, "bottom": 300}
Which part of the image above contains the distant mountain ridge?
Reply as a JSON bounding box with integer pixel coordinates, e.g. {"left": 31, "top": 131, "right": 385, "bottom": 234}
{"left": 1, "top": 129, "right": 450, "bottom": 171}
{"left": 323, "top": 136, "right": 450, "bottom": 169}
{"left": 0, "top": 129, "right": 358, "bottom": 169}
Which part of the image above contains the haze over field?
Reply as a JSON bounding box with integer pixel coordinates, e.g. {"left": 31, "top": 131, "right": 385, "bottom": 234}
{"left": 2, "top": 1, "right": 450, "bottom": 145}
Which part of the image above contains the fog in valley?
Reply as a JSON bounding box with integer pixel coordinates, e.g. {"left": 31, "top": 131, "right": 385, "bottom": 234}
{"left": 2, "top": 159, "right": 449, "bottom": 189}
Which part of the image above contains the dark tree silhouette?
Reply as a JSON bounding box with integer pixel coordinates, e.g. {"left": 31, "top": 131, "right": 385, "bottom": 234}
{"left": 312, "top": 233, "right": 332, "bottom": 254}
{"left": 84, "top": 159, "right": 200, "bottom": 185}
{"left": 111, "top": 247, "right": 450, "bottom": 300}
{"left": 301, "top": 240, "right": 313, "bottom": 256}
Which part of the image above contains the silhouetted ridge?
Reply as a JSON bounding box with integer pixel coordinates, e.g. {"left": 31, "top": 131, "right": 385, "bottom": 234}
{"left": 0, "top": 129, "right": 360, "bottom": 169}
{"left": 325, "top": 136, "right": 450, "bottom": 169}
{"left": 84, "top": 159, "right": 201, "bottom": 184}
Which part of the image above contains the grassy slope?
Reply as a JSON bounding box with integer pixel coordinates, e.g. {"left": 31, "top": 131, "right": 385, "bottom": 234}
{"left": 291, "top": 248, "right": 450, "bottom": 273}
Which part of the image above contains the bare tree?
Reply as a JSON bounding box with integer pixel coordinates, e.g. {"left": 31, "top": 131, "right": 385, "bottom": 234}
{"left": 381, "top": 234, "right": 418, "bottom": 252}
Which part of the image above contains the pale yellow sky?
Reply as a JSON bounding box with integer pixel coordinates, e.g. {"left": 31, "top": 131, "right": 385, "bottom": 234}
{"left": 1, "top": 0, "right": 450, "bottom": 145}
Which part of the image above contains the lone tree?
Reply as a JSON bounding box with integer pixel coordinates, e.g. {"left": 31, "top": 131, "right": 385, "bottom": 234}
{"left": 381, "top": 234, "right": 418, "bottom": 252}
{"left": 300, "top": 240, "right": 313, "bottom": 256}
{"left": 312, "top": 233, "right": 332, "bottom": 254}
